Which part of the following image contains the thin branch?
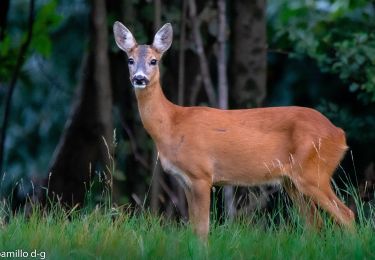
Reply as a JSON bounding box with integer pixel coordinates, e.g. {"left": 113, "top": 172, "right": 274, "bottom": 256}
{"left": 0, "top": 0, "right": 35, "bottom": 175}
{"left": 189, "top": 74, "right": 202, "bottom": 105}
{"left": 118, "top": 115, "right": 150, "bottom": 170}
{"left": 236, "top": 186, "right": 280, "bottom": 216}
{"left": 188, "top": 0, "right": 217, "bottom": 107}
{"left": 177, "top": 0, "right": 187, "bottom": 105}
{"left": 36, "top": 57, "right": 72, "bottom": 96}
{"left": 157, "top": 177, "right": 185, "bottom": 215}
{"left": 151, "top": 0, "right": 163, "bottom": 213}
{"left": 217, "top": 0, "right": 228, "bottom": 109}
{"left": 267, "top": 48, "right": 293, "bottom": 56}
{"left": 154, "top": 0, "right": 161, "bottom": 30}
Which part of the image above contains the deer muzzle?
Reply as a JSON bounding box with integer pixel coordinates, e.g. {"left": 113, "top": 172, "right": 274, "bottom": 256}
{"left": 132, "top": 74, "right": 149, "bottom": 88}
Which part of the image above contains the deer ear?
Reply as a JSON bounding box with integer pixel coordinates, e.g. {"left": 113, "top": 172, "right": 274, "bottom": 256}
{"left": 113, "top": 21, "right": 137, "bottom": 54}
{"left": 152, "top": 23, "right": 173, "bottom": 54}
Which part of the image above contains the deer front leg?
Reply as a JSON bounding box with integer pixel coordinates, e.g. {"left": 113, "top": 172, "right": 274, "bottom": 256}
{"left": 185, "top": 179, "right": 211, "bottom": 240}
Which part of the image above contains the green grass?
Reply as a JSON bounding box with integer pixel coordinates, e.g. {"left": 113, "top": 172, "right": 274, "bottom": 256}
{"left": 0, "top": 203, "right": 374, "bottom": 260}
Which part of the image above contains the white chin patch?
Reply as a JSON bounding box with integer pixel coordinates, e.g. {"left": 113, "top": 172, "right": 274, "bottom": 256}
{"left": 133, "top": 83, "right": 147, "bottom": 89}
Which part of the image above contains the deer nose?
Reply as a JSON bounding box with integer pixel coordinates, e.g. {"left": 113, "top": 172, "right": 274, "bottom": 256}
{"left": 132, "top": 75, "right": 149, "bottom": 87}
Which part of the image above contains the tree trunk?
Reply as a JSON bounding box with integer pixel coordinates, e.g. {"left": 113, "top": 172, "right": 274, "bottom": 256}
{"left": 0, "top": 0, "right": 10, "bottom": 41}
{"left": 230, "top": 0, "right": 267, "bottom": 108}
{"left": 150, "top": 0, "right": 163, "bottom": 213}
{"left": 176, "top": 0, "right": 189, "bottom": 220}
{"left": 44, "top": 0, "right": 113, "bottom": 206}
{"left": 229, "top": 0, "right": 268, "bottom": 216}
{"left": 217, "top": 0, "right": 234, "bottom": 219}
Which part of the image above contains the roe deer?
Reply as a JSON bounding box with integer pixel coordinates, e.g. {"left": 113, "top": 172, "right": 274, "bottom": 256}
{"left": 113, "top": 22, "right": 355, "bottom": 239}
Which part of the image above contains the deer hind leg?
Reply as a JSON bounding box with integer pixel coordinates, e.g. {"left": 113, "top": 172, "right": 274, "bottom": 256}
{"left": 291, "top": 144, "right": 354, "bottom": 228}
{"left": 295, "top": 179, "right": 355, "bottom": 227}
{"left": 184, "top": 179, "right": 211, "bottom": 240}
{"left": 282, "top": 178, "right": 322, "bottom": 228}
{"left": 323, "top": 185, "right": 355, "bottom": 225}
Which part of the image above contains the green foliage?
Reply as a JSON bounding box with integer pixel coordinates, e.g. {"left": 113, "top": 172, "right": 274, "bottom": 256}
{"left": 0, "top": 1, "right": 61, "bottom": 81}
{"left": 268, "top": 0, "right": 375, "bottom": 102}
{"left": 31, "top": 0, "right": 62, "bottom": 57}
{"left": 318, "top": 101, "right": 375, "bottom": 142}
{"left": 0, "top": 36, "right": 17, "bottom": 81}
{"left": 0, "top": 0, "right": 88, "bottom": 194}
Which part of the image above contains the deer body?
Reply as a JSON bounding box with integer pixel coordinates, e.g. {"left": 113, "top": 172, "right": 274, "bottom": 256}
{"left": 114, "top": 22, "right": 355, "bottom": 239}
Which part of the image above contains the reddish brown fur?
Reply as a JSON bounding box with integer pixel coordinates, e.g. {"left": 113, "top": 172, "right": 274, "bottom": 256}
{"left": 117, "top": 24, "right": 355, "bottom": 239}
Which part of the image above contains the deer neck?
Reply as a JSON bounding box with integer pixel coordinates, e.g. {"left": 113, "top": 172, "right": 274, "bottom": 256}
{"left": 135, "top": 81, "right": 176, "bottom": 143}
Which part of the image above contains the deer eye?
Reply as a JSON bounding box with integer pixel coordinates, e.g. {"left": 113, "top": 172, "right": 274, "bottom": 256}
{"left": 128, "top": 58, "right": 134, "bottom": 65}
{"left": 150, "top": 59, "right": 157, "bottom": 65}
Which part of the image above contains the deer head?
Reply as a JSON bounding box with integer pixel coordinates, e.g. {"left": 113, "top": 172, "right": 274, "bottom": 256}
{"left": 113, "top": 22, "right": 173, "bottom": 89}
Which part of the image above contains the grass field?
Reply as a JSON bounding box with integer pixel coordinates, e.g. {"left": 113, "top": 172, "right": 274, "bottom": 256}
{"left": 0, "top": 200, "right": 374, "bottom": 260}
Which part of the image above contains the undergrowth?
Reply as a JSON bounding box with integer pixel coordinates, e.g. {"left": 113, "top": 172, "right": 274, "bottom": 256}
{"left": 0, "top": 189, "right": 373, "bottom": 260}
{"left": 0, "top": 136, "right": 373, "bottom": 259}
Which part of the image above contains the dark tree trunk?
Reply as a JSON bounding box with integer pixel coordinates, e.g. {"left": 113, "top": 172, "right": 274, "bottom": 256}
{"left": 44, "top": 0, "right": 113, "bottom": 206}
{"left": 175, "top": 0, "right": 189, "bottom": 220}
{"left": 230, "top": 0, "right": 267, "bottom": 108}
{"left": 217, "top": 0, "right": 234, "bottom": 218}
{"left": 150, "top": 0, "right": 163, "bottom": 213}
{"left": 0, "top": 0, "right": 10, "bottom": 41}
{"left": 229, "top": 0, "right": 268, "bottom": 216}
